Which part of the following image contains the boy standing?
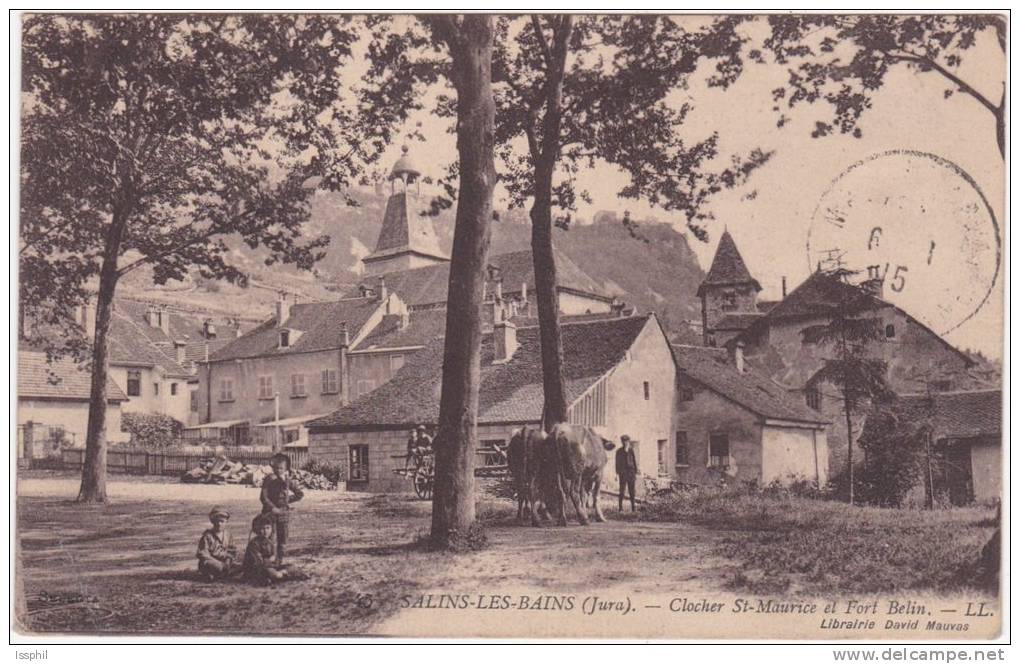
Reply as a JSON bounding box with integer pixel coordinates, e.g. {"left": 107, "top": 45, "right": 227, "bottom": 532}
{"left": 259, "top": 452, "right": 304, "bottom": 565}
{"left": 196, "top": 506, "right": 238, "bottom": 581}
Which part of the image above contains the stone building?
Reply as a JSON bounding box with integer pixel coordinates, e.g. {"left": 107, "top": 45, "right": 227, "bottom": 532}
{"left": 308, "top": 314, "right": 675, "bottom": 493}
{"left": 672, "top": 344, "right": 829, "bottom": 487}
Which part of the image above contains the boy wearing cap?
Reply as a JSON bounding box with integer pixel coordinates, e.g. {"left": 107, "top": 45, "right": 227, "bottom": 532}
{"left": 259, "top": 453, "right": 304, "bottom": 565}
{"left": 196, "top": 506, "right": 238, "bottom": 581}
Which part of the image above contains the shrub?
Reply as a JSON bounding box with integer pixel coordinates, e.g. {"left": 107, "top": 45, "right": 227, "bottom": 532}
{"left": 302, "top": 458, "right": 347, "bottom": 484}
{"left": 121, "top": 412, "right": 184, "bottom": 450}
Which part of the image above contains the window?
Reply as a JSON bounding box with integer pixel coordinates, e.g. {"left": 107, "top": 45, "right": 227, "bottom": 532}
{"left": 356, "top": 379, "right": 376, "bottom": 397}
{"left": 709, "top": 433, "right": 730, "bottom": 469}
{"left": 321, "top": 368, "right": 339, "bottom": 394}
{"left": 349, "top": 445, "right": 369, "bottom": 482}
{"left": 390, "top": 354, "right": 405, "bottom": 373}
{"left": 153, "top": 382, "right": 160, "bottom": 396}
{"left": 284, "top": 428, "right": 301, "bottom": 444}
{"left": 721, "top": 291, "right": 738, "bottom": 311}
{"left": 679, "top": 385, "right": 695, "bottom": 402}
{"left": 643, "top": 381, "right": 650, "bottom": 400}
{"left": 190, "top": 390, "right": 199, "bottom": 412}
{"left": 258, "top": 375, "right": 274, "bottom": 400}
{"left": 657, "top": 439, "right": 669, "bottom": 476}
{"left": 218, "top": 378, "right": 234, "bottom": 402}
{"left": 885, "top": 323, "right": 896, "bottom": 339}
{"left": 279, "top": 330, "right": 291, "bottom": 348}
{"left": 291, "top": 373, "right": 306, "bottom": 397}
{"left": 170, "top": 382, "right": 178, "bottom": 396}
{"left": 127, "top": 370, "right": 141, "bottom": 397}
{"left": 805, "top": 387, "right": 821, "bottom": 411}
{"left": 675, "top": 431, "right": 689, "bottom": 466}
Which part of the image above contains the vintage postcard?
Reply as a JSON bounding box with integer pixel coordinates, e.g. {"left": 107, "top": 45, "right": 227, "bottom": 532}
{"left": 13, "top": 12, "right": 1006, "bottom": 642}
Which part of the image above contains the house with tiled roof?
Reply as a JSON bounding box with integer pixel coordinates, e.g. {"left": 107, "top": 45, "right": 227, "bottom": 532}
{"left": 697, "top": 230, "right": 985, "bottom": 478}
{"left": 672, "top": 344, "right": 829, "bottom": 487}
{"left": 859, "top": 389, "right": 1002, "bottom": 504}
{"left": 17, "top": 350, "right": 129, "bottom": 459}
{"left": 308, "top": 314, "right": 676, "bottom": 493}
{"left": 195, "top": 290, "right": 406, "bottom": 445}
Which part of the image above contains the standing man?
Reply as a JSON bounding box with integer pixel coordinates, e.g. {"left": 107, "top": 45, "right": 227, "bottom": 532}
{"left": 615, "top": 434, "right": 638, "bottom": 512}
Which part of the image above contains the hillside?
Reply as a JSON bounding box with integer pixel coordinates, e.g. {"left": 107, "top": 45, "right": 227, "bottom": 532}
{"left": 120, "top": 190, "right": 708, "bottom": 334}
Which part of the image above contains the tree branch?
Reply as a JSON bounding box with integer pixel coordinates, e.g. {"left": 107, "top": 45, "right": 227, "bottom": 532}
{"left": 887, "top": 49, "right": 1000, "bottom": 115}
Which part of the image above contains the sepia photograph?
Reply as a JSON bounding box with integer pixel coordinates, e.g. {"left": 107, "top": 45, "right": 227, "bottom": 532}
{"left": 11, "top": 10, "right": 1007, "bottom": 643}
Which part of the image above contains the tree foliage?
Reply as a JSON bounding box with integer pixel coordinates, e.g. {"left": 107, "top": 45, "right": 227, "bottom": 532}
{"left": 20, "top": 14, "right": 384, "bottom": 502}
{"left": 763, "top": 15, "right": 1006, "bottom": 157}
{"left": 802, "top": 268, "right": 890, "bottom": 504}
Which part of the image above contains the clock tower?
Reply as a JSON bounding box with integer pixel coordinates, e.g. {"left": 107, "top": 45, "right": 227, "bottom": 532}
{"left": 697, "top": 230, "right": 761, "bottom": 346}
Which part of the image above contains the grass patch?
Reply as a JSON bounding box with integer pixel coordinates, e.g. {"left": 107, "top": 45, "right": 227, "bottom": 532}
{"left": 641, "top": 484, "right": 996, "bottom": 595}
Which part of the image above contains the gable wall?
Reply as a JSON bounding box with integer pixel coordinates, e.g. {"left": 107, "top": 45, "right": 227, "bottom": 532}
{"left": 673, "top": 378, "right": 762, "bottom": 485}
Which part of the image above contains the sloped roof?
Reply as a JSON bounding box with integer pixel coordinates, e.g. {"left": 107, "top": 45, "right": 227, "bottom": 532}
{"left": 714, "top": 312, "right": 764, "bottom": 331}
{"left": 310, "top": 314, "right": 653, "bottom": 430}
{"left": 672, "top": 344, "right": 829, "bottom": 425}
{"left": 19, "top": 351, "right": 128, "bottom": 402}
{"left": 352, "top": 248, "right": 610, "bottom": 309}
{"left": 734, "top": 271, "right": 973, "bottom": 367}
{"left": 697, "top": 230, "right": 761, "bottom": 295}
{"left": 364, "top": 192, "right": 449, "bottom": 263}
{"left": 353, "top": 309, "right": 448, "bottom": 351}
{"left": 108, "top": 309, "right": 191, "bottom": 378}
{"left": 861, "top": 390, "right": 1002, "bottom": 443}
{"left": 209, "top": 298, "right": 382, "bottom": 362}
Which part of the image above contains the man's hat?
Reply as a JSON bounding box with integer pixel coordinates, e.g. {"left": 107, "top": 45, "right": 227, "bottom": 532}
{"left": 416, "top": 424, "right": 426, "bottom": 432}
{"left": 270, "top": 452, "right": 291, "bottom": 469}
{"left": 621, "top": 434, "right": 631, "bottom": 442}
{"left": 209, "top": 506, "right": 230, "bottom": 521}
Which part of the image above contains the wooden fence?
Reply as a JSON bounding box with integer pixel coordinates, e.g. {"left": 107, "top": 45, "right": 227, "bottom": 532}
{"left": 59, "top": 448, "right": 310, "bottom": 477}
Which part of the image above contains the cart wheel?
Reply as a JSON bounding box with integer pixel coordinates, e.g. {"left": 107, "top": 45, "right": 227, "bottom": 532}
{"left": 414, "top": 470, "right": 432, "bottom": 500}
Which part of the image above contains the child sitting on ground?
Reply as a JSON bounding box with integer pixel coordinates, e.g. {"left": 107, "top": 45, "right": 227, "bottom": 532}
{"left": 244, "top": 514, "right": 288, "bottom": 586}
{"left": 259, "top": 452, "right": 304, "bottom": 566}
{"left": 196, "top": 506, "right": 238, "bottom": 581}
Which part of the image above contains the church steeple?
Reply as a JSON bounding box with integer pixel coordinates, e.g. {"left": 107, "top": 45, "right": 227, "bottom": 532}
{"left": 363, "top": 146, "right": 450, "bottom": 277}
{"left": 698, "top": 230, "right": 761, "bottom": 346}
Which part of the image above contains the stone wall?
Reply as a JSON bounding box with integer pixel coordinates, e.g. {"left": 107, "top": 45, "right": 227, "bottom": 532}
{"left": 673, "top": 379, "right": 762, "bottom": 486}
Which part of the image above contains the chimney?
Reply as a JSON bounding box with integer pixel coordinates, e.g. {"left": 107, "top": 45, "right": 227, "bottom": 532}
{"left": 339, "top": 322, "right": 350, "bottom": 347}
{"left": 378, "top": 277, "right": 388, "bottom": 303}
{"left": 781, "top": 276, "right": 787, "bottom": 298}
{"left": 611, "top": 298, "right": 626, "bottom": 317}
{"left": 521, "top": 281, "right": 527, "bottom": 301}
{"left": 175, "top": 340, "right": 186, "bottom": 366}
{"left": 78, "top": 303, "right": 97, "bottom": 339}
{"left": 275, "top": 292, "right": 291, "bottom": 326}
{"left": 730, "top": 341, "right": 746, "bottom": 374}
{"left": 494, "top": 319, "right": 518, "bottom": 363}
{"left": 399, "top": 309, "right": 410, "bottom": 330}
{"left": 860, "top": 276, "right": 884, "bottom": 299}
{"left": 203, "top": 319, "right": 217, "bottom": 339}
{"left": 495, "top": 279, "right": 503, "bottom": 302}
{"left": 158, "top": 305, "right": 171, "bottom": 336}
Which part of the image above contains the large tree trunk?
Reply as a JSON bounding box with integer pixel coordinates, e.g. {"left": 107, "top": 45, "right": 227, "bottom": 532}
{"left": 529, "top": 15, "right": 573, "bottom": 431}
{"left": 531, "top": 167, "right": 569, "bottom": 429}
{"left": 429, "top": 15, "right": 497, "bottom": 546}
{"left": 77, "top": 209, "right": 128, "bottom": 503}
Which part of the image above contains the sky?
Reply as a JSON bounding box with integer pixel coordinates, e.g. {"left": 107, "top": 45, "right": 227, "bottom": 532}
{"left": 369, "top": 16, "right": 1005, "bottom": 358}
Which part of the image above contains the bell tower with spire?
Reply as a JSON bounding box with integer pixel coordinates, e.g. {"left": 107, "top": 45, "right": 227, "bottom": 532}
{"left": 697, "top": 229, "right": 761, "bottom": 346}
{"left": 362, "top": 146, "right": 450, "bottom": 277}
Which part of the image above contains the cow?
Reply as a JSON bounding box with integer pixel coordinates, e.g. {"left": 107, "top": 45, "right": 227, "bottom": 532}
{"left": 507, "top": 426, "right": 548, "bottom": 526}
{"left": 545, "top": 423, "right": 616, "bottom": 526}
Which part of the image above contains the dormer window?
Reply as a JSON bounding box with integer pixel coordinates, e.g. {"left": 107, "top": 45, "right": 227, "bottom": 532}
{"left": 280, "top": 329, "right": 291, "bottom": 348}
